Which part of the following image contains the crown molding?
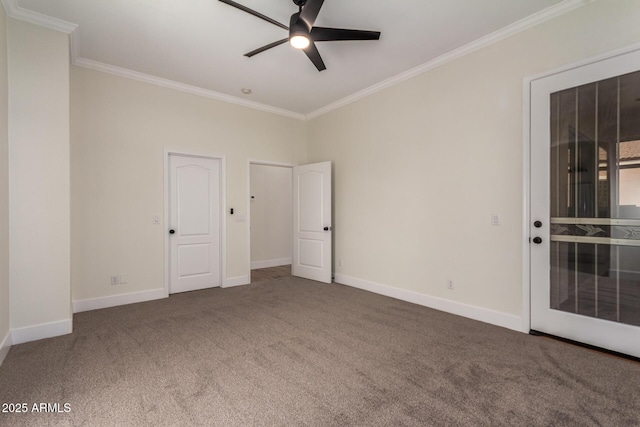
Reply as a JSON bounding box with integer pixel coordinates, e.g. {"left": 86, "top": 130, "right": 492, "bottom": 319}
{"left": 1, "top": 0, "right": 77, "bottom": 33}
{"left": 2, "top": 0, "right": 593, "bottom": 122}
{"left": 305, "top": 0, "right": 595, "bottom": 120}
{"left": 69, "top": 28, "right": 80, "bottom": 63}
{"left": 72, "top": 57, "right": 306, "bottom": 121}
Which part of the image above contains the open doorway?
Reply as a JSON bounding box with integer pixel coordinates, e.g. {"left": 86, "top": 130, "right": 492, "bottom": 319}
{"left": 249, "top": 162, "right": 293, "bottom": 283}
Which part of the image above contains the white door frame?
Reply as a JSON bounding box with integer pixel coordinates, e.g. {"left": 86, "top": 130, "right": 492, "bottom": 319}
{"left": 164, "top": 150, "right": 227, "bottom": 296}
{"left": 246, "top": 159, "right": 293, "bottom": 282}
{"left": 522, "top": 41, "right": 640, "bottom": 333}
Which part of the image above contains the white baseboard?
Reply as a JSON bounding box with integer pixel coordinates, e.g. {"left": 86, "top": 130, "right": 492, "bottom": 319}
{"left": 223, "top": 275, "right": 250, "bottom": 288}
{"left": 11, "top": 318, "right": 73, "bottom": 345}
{"left": 251, "top": 258, "right": 292, "bottom": 270}
{"left": 334, "top": 274, "right": 524, "bottom": 333}
{"left": 73, "top": 288, "right": 166, "bottom": 313}
{"left": 0, "top": 330, "right": 11, "bottom": 366}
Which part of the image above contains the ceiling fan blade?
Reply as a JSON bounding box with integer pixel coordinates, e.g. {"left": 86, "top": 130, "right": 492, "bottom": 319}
{"left": 218, "top": 0, "right": 288, "bottom": 30}
{"left": 311, "top": 27, "right": 381, "bottom": 42}
{"left": 303, "top": 42, "right": 326, "bottom": 72}
{"left": 244, "top": 38, "right": 289, "bottom": 57}
{"left": 299, "top": 0, "right": 324, "bottom": 28}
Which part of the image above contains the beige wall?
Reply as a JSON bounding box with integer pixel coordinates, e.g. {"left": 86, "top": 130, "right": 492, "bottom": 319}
{"left": 8, "top": 19, "right": 71, "bottom": 331}
{"left": 250, "top": 164, "right": 292, "bottom": 268}
{"left": 307, "top": 0, "right": 640, "bottom": 319}
{"left": 71, "top": 67, "right": 306, "bottom": 302}
{"left": 4, "top": 0, "right": 640, "bottom": 340}
{"left": 0, "top": 6, "right": 9, "bottom": 350}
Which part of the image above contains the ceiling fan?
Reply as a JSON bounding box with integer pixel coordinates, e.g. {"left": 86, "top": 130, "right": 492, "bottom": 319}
{"left": 219, "top": 0, "right": 381, "bottom": 71}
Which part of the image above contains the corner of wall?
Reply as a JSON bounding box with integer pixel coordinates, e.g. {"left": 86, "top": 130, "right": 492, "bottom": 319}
{"left": 7, "top": 17, "right": 71, "bottom": 343}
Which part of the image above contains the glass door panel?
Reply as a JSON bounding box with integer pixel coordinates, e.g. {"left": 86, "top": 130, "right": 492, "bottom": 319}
{"left": 549, "top": 70, "right": 640, "bottom": 330}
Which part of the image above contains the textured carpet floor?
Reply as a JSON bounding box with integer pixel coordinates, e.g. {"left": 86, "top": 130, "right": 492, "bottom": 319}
{"left": 1, "top": 276, "right": 639, "bottom": 426}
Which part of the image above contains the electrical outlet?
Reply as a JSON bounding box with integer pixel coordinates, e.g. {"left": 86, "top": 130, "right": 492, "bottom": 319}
{"left": 491, "top": 213, "right": 501, "bottom": 226}
{"left": 111, "top": 275, "right": 119, "bottom": 285}
{"left": 447, "top": 280, "right": 454, "bottom": 290}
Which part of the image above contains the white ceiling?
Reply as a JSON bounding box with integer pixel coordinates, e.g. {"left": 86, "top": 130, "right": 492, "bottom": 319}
{"left": 12, "top": 0, "right": 572, "bottom": 117}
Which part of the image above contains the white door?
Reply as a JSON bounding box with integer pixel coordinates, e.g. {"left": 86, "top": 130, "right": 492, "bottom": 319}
{"left": 530, "top": 48, "right": 640, "bottom": 358}
{"left": 169, "top": 154, "right": 221, "bottom": 293}
{"left": 292, "top": 161, "right": 332, "bottom": 283}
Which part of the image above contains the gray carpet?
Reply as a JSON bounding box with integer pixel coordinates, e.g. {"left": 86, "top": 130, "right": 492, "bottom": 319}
{"left": 0, "top": 276, "right": 639, "bottom": 426}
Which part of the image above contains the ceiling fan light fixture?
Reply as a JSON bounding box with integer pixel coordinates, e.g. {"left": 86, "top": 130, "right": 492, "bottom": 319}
{"left": 290, "top": 35, "right": 310, "bottom": 49}
{"left": 219, "top": 0, "right": 381, "bottom": 71}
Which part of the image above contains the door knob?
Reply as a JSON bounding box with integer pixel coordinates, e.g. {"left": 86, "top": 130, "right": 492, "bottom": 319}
{"left": 532, "top": 237, "right": 542, "bottom": 244}
{"left": 323, "top": 226, "right": 332, "bottom": 231}
{"left": 534, "top": 221, "right": 542, "bottom": 228}
{"left": 169, "top": 229, "right": 175, "bottom": 234}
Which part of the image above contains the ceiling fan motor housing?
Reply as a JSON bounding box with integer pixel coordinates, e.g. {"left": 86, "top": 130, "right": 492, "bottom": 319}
{"left": 289, "top": 12, "right": 311, "bottom": 39}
